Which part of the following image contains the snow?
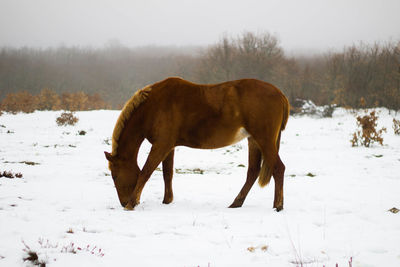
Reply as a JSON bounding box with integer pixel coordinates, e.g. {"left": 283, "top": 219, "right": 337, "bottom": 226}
{"left": 0, "top": 108, "right": 399, "bottom": 267}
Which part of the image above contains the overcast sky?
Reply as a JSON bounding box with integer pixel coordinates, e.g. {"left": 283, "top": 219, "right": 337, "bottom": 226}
{"left": 1, "top": 0, "right": 399, "bottom": 53}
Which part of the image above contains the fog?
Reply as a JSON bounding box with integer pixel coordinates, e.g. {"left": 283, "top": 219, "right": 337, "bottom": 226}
{"left": 1, "top": 0, "right": 399, "bottom": 52}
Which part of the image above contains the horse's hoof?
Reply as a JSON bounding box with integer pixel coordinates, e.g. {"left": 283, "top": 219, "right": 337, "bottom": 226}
{"left": 124, "top": 202, "right": 135, "bottom": 210}
{"left": 228, "top": 201, "right": 243, "bottom": 208}
{"left": 162, "top": 197, "right": 173, "bottom": 204}
{"left": 275, "top": 206, "right": 283, "bottom": 212}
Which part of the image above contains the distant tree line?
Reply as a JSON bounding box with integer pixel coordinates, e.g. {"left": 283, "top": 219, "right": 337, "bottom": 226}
{"left": 1, "top": 32, "right": 399, "bottom": 112}
{"left": 0, "top": 89, "right": 110, "bottom": 113}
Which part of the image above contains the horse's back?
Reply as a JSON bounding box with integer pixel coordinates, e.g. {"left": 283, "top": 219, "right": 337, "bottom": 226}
{"left": 148, "top": 77, "right": 288, "bottom": 129}
{"left": 150, "top": 77, "right": 285, "bottom": 105}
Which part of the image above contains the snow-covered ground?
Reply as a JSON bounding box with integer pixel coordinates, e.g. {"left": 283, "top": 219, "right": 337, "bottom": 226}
{"left": 0, "top": 108, "right": 399, "bottom": 267}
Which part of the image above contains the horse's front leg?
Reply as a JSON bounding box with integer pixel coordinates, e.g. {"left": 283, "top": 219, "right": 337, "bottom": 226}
{"left": 162, "top": 149, "right": 175, "bottom": 204}
{"left": 125, "top": 144, "right": 173, "bottom": 210}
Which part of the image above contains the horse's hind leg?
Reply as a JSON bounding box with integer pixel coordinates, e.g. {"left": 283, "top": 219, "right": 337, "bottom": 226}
{"left": 162, "top": 149, "right": 175, "bottom": 204}
{"left": 249, "top": 132, "right": 284, "bottom": 211}
{"left": 229, "top": 137, "right": 262, "bottom": 208}
{"left": 272, "top": 155, "right": 285, "bottom": 211}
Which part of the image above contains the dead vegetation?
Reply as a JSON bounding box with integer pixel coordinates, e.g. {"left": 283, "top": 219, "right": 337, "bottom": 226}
{"left": 0, "top": 171, "right": 23, "bottom": 178}
{"left": 351, "top": 111, "right": 386, "bottom": 147}
{"left": 56, "top": 112, "right": 79, "bottom": 126}
{"left": 3, "top": 160, "right": 40, "bottom": 165}
{"left": 21, "top": 238, "right": 105, "bottom": 265}
{"left": 247, "top": 245, "right": 268, "bottom": 253}
{"left": 388, "top": 207, "right": 399, "bottom": 214}
{"left": 22, "top": 240, "right": 46, "bottom": 267}
{"left": 23, "top": 250, "right": 46, "bottom": 267}
{"left": 0, "top": 89, "right": 110, "bottom": 113}
{"left": 175, "top": 168, "right": 205, "bottom": 174}
{"left": 20, "top": 161, "right": 39, "bottom": 165}
{"left": 393, "top": 118, "right": 400, "bottom": 135}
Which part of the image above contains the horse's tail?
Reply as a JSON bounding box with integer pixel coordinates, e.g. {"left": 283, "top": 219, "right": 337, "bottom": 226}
{"left": 280, "top": 94, "right": 290, "bottom": 131}
{"left": 258, "top": 153, "right": 276, "bottom": 187}
{"left": 258, "top": 95, "right": 289, "bottom": 187}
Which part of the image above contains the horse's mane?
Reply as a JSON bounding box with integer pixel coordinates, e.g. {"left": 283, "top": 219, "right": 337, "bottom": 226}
{"left": 111, "top": 85, "right": 152, "bottom": 156}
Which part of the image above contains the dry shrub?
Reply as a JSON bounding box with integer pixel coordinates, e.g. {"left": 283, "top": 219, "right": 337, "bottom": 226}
{"left": 351, "top": 111, "right": 386, "bottom": 147}
{"left": 0, "top": 91, "right": 37, "bottom": 113}
{"left": 36, "top": 88, "right": 61, "bottom": 110}
{"left": 61, "top": 92, "right": 87, "bottom": 111}
{"left": 87, "top": 93, "right": 111, "bottom": 110}
{"left": 60, "top": 92, "right": 110, "bottom": 111}
{"left": 56, "top": 112, "right": 79, "bottom": 126}
{"left": 0, "top": 89, "right": 111, "bottom": 113}
{"left": 393, "top": 118, "right": 400, "bottom": 135}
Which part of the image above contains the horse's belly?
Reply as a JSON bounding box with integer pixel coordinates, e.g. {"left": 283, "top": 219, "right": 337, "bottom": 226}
{"left": 231, "top": 127, "right": 250, "bottom": 144}
{"left": 208, "top": 127, "right": 249, "bottom": 148}
{"left": 181, "top": 127, "right": 250, "bottom": 149}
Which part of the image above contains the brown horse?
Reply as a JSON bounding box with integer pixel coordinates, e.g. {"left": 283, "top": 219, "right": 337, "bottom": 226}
{"left": 104, "top": 77, "right": 289, "bottom": 211}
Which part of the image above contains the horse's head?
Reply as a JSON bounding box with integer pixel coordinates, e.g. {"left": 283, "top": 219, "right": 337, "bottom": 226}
{"left": 104, "top": 151, "right": 140, "bottom": 207}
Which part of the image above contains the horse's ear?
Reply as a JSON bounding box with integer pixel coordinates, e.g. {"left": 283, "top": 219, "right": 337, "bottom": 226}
{"left": 104, "top": 151, "right": 114, "bottom": 162}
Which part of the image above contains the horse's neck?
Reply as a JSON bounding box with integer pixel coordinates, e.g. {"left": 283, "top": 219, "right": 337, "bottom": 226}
{"left": 117, "top": 116, "right": 144, "bottom": 163}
